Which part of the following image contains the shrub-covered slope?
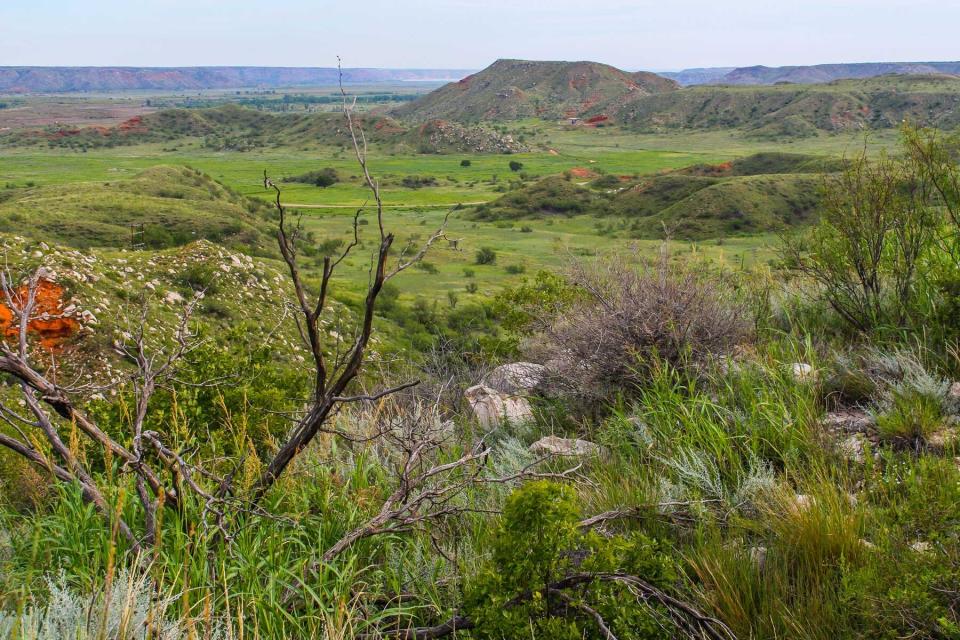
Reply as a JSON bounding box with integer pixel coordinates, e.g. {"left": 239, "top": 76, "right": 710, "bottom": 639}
{"left": 615, "top": 75, "right": 960, "bottom": 137}
{"left": 2, "top": 105, "right": 527, "bottom": 154}
{"left": 398, "top": 65, "right": 960, "bottom": 139}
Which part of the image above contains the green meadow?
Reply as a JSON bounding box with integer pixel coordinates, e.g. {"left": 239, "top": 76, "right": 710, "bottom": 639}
{"left": 0, "top": 122, "right": 886, "bottom": 306}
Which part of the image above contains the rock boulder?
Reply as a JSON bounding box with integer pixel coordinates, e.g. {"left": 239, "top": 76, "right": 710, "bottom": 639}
{"left": 481, "top": 362, "right": 546, "bottom": 396}
{"left": 464, "top": 384, "right": 534, "bottom": 430}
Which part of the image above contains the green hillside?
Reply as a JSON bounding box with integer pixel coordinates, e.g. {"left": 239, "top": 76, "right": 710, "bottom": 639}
{"left": 677, "top": 151, "right": 845, "bottom": 176}
{"left": 392, "top": 59, "right": 678, "bottom": 122}
{"left": 473, "top": 153, "right": 829, "bottom": 238}
{"left": 0, "top": 165, "right": 275, "bottom": 251}
{"left": 622, "top": 173, "right": 823, "bottom": 237}
{"left": 615, "top": 74, "right": 960, "bottom": 137}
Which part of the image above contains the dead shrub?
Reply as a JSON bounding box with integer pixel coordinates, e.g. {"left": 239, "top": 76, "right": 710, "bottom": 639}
{"left": 527, "top": 252, "right": 751, "bottom": 402}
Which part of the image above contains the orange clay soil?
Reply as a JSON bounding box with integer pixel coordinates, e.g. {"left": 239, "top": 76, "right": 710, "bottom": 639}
{"left": 568, "top": 167, "right": 599, "bottom": 179}
{"left": 0, "top": 279, "right": 79, "bottom": 350}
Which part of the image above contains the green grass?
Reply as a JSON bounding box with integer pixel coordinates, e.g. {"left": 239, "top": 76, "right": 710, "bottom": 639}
{"left": 0, "top": 127, "right": 791, "bottom": 307}
{"left": 293, "top": 205, "right": 773, "bottom": 303}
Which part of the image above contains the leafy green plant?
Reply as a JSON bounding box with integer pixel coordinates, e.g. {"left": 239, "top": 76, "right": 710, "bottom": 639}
{"left": 175, "top": 262, "right": 220, "bottom": 294}
{"left": 781, "top": 129, "right": 947, "bottom": 335}
{"left": 464, "top": 481, "right": 682, "bottom": 640}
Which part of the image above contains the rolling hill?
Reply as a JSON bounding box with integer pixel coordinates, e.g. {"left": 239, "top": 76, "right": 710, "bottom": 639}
{"left": 471, "top": 152, "right": 834, "bottom": 239}
{"left": 392, "top": 59, "right": 678, "bottom": 122}
{"left": 0, "top": 66, "right": 474, "bottom": 93}
{"left": 2, "top": 104, "right": 526, "bottom": 153}
{"left": 0, "top": 166, "right": 275, "bottom": 251}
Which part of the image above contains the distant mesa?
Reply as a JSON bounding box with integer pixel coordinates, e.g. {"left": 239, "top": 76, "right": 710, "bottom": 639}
{"left": 660, "top": 61, "right": 960, "bottom": 86}
{"left": 0, "top": 66, "right": 476, "bottom": 93}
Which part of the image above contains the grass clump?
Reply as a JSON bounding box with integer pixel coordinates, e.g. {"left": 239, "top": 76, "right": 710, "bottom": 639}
{"left": 876, "top": 389, "right": 944, "bottom": 447}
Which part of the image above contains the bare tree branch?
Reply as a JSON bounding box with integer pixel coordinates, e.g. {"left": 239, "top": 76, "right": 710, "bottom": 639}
{"left": 251, "top": 59, "right": 451, "bottom": 501}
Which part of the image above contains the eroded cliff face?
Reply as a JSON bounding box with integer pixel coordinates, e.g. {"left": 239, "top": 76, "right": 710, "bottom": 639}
{"left": 0, "top": 279, "right": 79, "bottom": 350}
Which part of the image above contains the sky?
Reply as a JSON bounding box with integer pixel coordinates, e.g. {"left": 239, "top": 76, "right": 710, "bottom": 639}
{"left": 2, "top": 0, "right": 958, "bottom": 71}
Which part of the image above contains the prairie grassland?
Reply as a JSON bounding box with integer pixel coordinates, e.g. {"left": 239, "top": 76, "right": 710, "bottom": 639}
{"left": 0, "top": 124, "right": 798, "bottom": 304}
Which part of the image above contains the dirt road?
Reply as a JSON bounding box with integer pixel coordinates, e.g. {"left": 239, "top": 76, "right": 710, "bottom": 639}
{"left": 285, "top": 201, "right": 491, "bottom": 209}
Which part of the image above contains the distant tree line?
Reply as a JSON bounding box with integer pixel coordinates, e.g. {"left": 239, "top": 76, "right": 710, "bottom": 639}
{"left": 147, "top": 92, "right": 420, "bottom": 112}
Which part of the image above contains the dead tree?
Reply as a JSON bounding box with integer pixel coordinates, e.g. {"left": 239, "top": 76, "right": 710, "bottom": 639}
{"left": 0, "top": 66, "right": 450, "bottom": 545}
{"left": 250, "top": 65, "right": 450, "bottom": 501}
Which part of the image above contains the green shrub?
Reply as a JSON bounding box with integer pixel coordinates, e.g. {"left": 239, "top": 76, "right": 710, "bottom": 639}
{"left": 781, "top": 127, "right": 951, "bottom": 336}
{"left": 175, "top": 262, "right": 221, "bottom": 294}
{"left": 401, "top": 175, "right": 438, "bottom": 189}
{"left": 592, "top": 174, "right": 621, "bottom": 189}
{"left": 460, "top": 159, "right": 472, "bottom": 167}
{"left": 475, "top": 247, "right": 496, "bottom": 265}
{"left": 283, "top": 167, "right": 339, "bottom": 187}
{"left": 316, "top": 237, "right": 344, "bottom": 257}
{"left": 415, "top": 260, "right": 439, "bottom": 274}
{"left": 465, "top": 481, "right": 676, "bottom": 640}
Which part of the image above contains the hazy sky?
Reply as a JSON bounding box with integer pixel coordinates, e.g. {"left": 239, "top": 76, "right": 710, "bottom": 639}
{"left": 2, "top": 0, "right": 958, "bottom": 71}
